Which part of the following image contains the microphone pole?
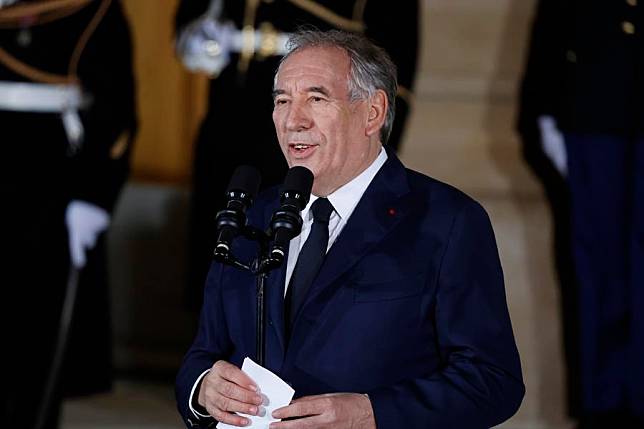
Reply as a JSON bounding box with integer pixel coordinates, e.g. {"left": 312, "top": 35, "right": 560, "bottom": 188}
{"left": 213, "top": 165, "right": 313, "bottom": 366}
{"left": 255, "top": 166, "right": 312, "bottom": 365}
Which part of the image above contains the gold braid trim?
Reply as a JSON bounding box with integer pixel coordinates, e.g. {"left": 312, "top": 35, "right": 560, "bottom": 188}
{"left": 21, "top": 2, "right": 88, "bottom": 27}
{"left": 0, "top": 0, "right": 111, "bottom": 83}
{"left": 352, "top": 0, "right": 367, "bottom": 22}
{"left": 110, "top": 130, "right": 130, "bottom": 159}
{"left": 396, "top": 85, "right": 414, "bottom": 106}
{"left": 238, "top": 0, "right": 260, "bottom": 74}
{"left": 0, "top": 44, "right": 72, "bottom": 83}
{"left": 67, "top": 0, "right": 110, "bottom": 78}
{"left": 0, "top": 0, "right": 92, "bottom": 27}
{"left": 287, "top": 0, "right": 365, "bottom": 33}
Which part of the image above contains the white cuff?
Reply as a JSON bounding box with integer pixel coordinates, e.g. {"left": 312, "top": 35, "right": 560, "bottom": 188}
{"left": 189, "top": 369, "right": 212, "bottom": 419}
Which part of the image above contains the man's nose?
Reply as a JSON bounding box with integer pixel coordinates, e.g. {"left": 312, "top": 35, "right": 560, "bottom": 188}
{"left": 285, "top": 102, "right": 312, "bottom": 131}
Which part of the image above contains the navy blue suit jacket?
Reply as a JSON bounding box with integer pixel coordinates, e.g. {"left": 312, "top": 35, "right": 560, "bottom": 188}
{"left": 176, "top": 152, "right": 524, "bottom": 428}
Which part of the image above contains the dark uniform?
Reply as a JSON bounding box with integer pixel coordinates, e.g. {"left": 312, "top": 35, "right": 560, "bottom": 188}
{"left": 176, "top": 0, "right": 419, "bottom": 310}
{"left": 0, "top": 1, "right": 136, "bottom": 427}
{"left": 517, "top": 1, "right": 644, "bottom": 426}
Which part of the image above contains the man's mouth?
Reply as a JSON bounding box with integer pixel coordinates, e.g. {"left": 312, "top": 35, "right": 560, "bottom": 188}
{"left": 288, "top": 143, "right": 318, "bottom": 157}
{"left": 291, "top": 143, "right": 313, "bottom": 150}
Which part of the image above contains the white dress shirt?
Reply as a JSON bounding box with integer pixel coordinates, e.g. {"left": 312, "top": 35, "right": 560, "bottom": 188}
{"left": 283, "top": 147, "right": 388, "bottom": 294}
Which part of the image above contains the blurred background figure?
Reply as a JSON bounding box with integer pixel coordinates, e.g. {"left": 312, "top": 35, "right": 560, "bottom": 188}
{"left": 517, "top": 0, "right": 644, "bottom": 427}
{"left": 174, "top": 0, "right": 419, "bottom": 311}
{"left": 517, "top": 0, "right": 581, "bottom": 421}
{"left": 0, "top": 0, "right": 136, "bottom": 428}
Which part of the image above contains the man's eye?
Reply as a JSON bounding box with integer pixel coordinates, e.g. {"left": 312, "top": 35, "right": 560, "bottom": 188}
{"left": 311, "top": 96, "right": 325, "bottom": 103}
{"left": 274, "top": 99, "right": 288, "bottom": 106}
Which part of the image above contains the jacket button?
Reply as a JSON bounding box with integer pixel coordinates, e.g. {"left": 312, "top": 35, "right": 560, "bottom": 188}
{"left": 623, "top": 21, "right": 635, "bottom": 34}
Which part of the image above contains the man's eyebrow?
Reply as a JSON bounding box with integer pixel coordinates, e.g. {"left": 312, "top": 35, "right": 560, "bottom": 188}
{"left": 308, "top": 86, "right": 330, "bottom": 97}
{"left": 272, "top": 86, "right": 331, "bottom": 99}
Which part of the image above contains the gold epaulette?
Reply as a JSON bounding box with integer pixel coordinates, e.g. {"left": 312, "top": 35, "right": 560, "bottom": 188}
{"left": 397, "top": 85, "right": 414, "bottom": 106}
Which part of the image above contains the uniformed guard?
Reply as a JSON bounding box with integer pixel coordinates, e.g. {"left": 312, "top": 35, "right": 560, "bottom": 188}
{"left": 175, "top": 0, "right": 419, "bottom": 311}
{"left": 0, "top": 1, "right": 136, "bottom": 428}
{"left": 517, "top": 1, "right": 644, "bottom": 427}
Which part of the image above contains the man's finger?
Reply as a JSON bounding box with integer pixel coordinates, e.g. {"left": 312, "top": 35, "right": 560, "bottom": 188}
{"left": 291, "top": 395, "right": 319, "bottom": 403}
{"left": 212, "top": 394, "right": 260, "bottom": 416}
{"left": 269, "top": 414, "right": 325, "bottom": 429}
{"left": 215, "top": 379, "right": 263, "bottom": 405}
{"left": 209, "top": 407, "right": 250, "bottom": 427}
{"left": 272, "top": 397, "right": 324, "bottom": 420}
{"left": 214, "top": 360, "right": 258, "bottom": 391}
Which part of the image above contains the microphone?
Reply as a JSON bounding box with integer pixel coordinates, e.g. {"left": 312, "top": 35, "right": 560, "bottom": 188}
{"left": 213, "top": 165, "right": 261, "bottom": 260}
{"left": 269, "top": 166, "right": 314, "bottom": 265}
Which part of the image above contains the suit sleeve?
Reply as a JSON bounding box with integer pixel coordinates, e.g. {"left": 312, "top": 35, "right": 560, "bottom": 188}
{"left": 363, "top": 0, "right": 419, "bottom": 150}
{"left": 368, "top": 200, "right": 525, "bottom": 428}
{"left": 69, "top": 0, "right": 137, "bottom": 212}
{"left": 175, "top": 262, "right": 233, "bottom": 428}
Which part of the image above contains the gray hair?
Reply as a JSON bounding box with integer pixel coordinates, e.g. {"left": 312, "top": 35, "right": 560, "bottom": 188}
{"left": 275, "top": 29, "right": 398, "bottom": 144}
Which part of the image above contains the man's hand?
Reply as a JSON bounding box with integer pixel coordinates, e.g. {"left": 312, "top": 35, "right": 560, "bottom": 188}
{"left": 269, "top": 393, "right": 376, "bottom": 429}
{"left": 198, "top": 360, "right": 264, "bottom": 426}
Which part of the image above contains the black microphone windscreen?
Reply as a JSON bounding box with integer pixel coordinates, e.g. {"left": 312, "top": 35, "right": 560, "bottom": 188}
{"left": 226, "top": 165, "right": 262, "bottom": 197}
{"left": 282, "top": 166, "right": 314, "bottom": 196}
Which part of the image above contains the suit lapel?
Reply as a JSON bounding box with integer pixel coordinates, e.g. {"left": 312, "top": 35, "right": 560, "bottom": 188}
{"left": 297, "top": 152, "right": 413, "bottom": 319}
{"left": 263, "top": 152, "right": 414, "bottom": 357}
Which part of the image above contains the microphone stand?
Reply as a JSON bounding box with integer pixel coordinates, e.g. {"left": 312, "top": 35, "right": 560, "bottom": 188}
{"left": 213, "top": 225, "right": 283, "bottom": 367}
{"left": 212, "top": 165, "right": 311, "bottom": 367}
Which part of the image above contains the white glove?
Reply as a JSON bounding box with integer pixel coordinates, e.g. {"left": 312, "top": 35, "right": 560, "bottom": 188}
{"left": 175, "top": 0, "right": 235, "bottom": 77}
{"left": 537, "top": 115, "right": 568, "bottom": 177}
{"left": 0, "top": 0, "right": 21, "bottom": 8}
{"left": 175, "top": 0, "right": 290, "bottom": 77}
{"left": 65, "top": 200, "right": 110, "bottom": 268}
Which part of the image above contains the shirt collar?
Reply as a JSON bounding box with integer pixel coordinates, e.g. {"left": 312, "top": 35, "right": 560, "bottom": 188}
{"left": 302, "top": 147, "right": 388, "bottom": 222}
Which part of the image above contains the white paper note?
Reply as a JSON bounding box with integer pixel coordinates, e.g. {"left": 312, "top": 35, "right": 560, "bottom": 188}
{"left": 217, "top": 357, "right": 295, "bottom": 429}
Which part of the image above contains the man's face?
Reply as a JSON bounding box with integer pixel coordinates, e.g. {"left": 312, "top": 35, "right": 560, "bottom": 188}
{"left": 272, "top": 46, "right": 381, "bottom": 196}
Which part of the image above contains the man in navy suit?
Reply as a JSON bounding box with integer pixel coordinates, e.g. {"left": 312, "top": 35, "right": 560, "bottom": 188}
{"left": 176, "top": 29, "right": 524, "bottom": 428}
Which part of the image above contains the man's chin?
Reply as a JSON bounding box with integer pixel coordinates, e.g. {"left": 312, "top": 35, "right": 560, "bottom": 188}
{"left": 287, "top": 159, "right": 316, "bottom": 173}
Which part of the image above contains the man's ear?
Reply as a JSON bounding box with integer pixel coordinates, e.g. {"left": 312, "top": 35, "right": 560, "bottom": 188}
{"left": 365, "top": 89, "right": 388, "bottom": 138}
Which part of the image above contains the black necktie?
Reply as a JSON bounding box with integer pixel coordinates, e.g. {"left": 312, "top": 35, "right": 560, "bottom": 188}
{"left": 285, "top": 197, "right": 335, "bottom": 331}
